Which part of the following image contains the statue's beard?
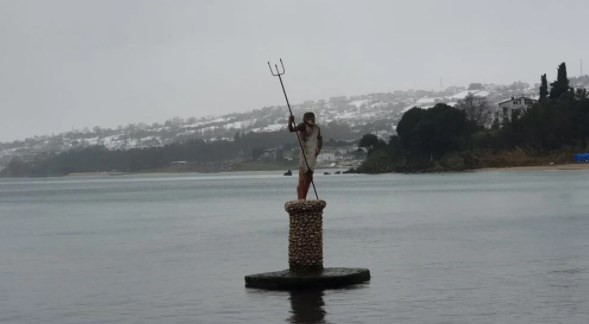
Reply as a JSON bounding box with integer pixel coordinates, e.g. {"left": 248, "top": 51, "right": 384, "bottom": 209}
{"left": 305, "top": 120, "right": 315, "bottom": 126}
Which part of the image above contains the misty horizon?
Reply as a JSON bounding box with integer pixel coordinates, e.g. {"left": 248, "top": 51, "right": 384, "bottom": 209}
{"left": 1, "top": 0, "right": 588, "bottom": 141}
{"left": 0, "top": 78, "right": 544, "bottom": 142}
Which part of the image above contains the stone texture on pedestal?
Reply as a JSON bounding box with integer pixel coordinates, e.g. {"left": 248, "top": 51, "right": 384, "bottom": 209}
{"left": 285, "top": 200, "right": 326, "bottom": 273}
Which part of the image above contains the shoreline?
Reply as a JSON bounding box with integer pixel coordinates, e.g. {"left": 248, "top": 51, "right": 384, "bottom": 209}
{"left": 475, "top": 163, "right": 589, "bottom": 172}
{"left": 62, "top": 166, "right": 351, "bottom": 178}
{"left": 4, "top": 163, "right": 589, "bottom": 179}
{"left": 58, "top": 163, "right": 589, "bottom": 177}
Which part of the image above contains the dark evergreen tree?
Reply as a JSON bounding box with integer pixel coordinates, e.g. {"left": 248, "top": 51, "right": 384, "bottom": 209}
{"left": 539, "top": 74, "right": 548, "bottom": 100}
{"left": 396, "top": 104, "right": 475, "bottom": 161}
{"left": 358, "top": 134, "right": 380, "bottom": 149}
{"left": 358, "top": 133, "right": 385, "bottom": 156}
{"left": 549, "top": 62, "right": 571, "bottom": 99}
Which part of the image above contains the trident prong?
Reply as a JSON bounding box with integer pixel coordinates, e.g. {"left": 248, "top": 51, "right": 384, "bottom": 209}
{"left": 268, "top": 58, "right": 285, "bottom": 76}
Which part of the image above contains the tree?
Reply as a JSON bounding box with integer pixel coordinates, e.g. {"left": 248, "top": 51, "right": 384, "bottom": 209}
{"left": 549, "top": 62, "right": 571, "bottom": 99}
{"left": 539, "top": 74, "right": 548, "bottom": 100}
{"left": 575, "top": 88, "right": 588, "bottom": 100}
{"left": 491, "top": 115, "right": 500, "bottom": 130}
{"left": 396, "top": 107, "right": 426, "bottom": 149}
{"left": 251, "top": 147, "right": 264, "bottom": 160}
{"left": 0, "top": 157, "right": 29, "bottom": 177}
{"left": 454, "top": 93, "right": 492, "bottom": 127}
{"left": 396, "top": 104, "right": 474, "bottom": 161}
{"left": 358, "top": 134, "right": 379, "bottom": 148}
{"left": 358, "top": 133, "right": 384, "bottom": 156}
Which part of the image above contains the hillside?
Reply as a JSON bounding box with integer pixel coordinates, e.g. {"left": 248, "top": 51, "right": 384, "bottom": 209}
{"left": 0, "top": 80, "right": 546, "bottom": 172}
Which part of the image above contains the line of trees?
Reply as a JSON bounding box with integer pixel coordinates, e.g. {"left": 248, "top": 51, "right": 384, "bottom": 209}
{"left": 0, "top": 122, "right": 357, "bottom": 177}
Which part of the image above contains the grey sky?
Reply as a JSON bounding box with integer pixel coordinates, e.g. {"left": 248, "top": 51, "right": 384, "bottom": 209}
{"left": 1, "top": 0, "right": 587, "bottom": 141}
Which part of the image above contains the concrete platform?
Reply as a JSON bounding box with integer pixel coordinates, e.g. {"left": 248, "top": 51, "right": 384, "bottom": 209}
{"left": 245, "top": 267, "right": 370, "bottom": 290}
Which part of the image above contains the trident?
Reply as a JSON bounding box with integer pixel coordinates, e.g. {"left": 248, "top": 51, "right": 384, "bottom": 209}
{"left": 268, "top": 59, "right": 319, "bottom": 200}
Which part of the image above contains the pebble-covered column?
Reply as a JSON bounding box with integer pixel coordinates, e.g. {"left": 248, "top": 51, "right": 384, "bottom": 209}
{"left": 285, "top": 200, "right": 326, "bottom": 273}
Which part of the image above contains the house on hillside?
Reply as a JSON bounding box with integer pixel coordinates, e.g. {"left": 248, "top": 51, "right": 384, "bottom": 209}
{"left": 317, "top": 148, "right": 338, "bottom": 165}
{"left": 496, "top": 96, "right": 537, "bottom": 123}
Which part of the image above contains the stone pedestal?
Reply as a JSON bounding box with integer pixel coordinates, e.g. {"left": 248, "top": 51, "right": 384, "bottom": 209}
{"left": 244, "top": 199, "right": 370, "bottom": 290}
{"left": 286, "top": 200, "right": 326, "bottom": 272}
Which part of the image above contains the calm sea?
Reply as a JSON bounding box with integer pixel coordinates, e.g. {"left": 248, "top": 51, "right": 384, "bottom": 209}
{"left": 1, "top": 170, "right": 589, "bottom": 323}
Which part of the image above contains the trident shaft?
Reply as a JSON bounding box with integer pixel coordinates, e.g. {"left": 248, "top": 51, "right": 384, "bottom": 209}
{"left": 268, "top": 59, "right": 319, "bottom": 200}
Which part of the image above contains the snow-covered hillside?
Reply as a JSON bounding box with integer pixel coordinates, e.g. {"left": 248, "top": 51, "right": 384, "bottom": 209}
{"left": 0, "top": 81, "right": 538, "bottom": 169}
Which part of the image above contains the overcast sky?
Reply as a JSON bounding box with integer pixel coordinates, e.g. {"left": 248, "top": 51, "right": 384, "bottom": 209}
{"left": 1, "top": 0, "right": 588, "bottom": 141}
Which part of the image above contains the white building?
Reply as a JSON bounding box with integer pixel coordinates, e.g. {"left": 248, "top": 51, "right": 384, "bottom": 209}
{"left": 497, "top": 96, "right": 537, "bottom": 123}
{"left": 317, "top": 148, "right": 337, "bottom": 164}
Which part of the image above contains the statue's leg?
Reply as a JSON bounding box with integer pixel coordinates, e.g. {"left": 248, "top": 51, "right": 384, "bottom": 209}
{"left": 297, "top": 168, "right": 305, "bottom": 199}
{"left": 302, "top": 170, "right": 313, "bottom": 199}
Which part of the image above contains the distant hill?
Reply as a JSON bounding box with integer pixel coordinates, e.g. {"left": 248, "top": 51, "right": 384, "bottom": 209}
{"left": 0, "top": 81, "right": 540, "bottom": 170}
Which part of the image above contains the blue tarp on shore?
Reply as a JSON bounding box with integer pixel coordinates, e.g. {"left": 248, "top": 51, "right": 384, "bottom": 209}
{"left": 574, "top": 153, "right": 589, "bottom": 163}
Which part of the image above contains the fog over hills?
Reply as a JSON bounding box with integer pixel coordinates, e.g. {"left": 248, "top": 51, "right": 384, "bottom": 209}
{"left": 3, "top": 77, "right": 568, "bottom": 170}
{"left": 3, "top": 1, "right": 589, "bottom": 143}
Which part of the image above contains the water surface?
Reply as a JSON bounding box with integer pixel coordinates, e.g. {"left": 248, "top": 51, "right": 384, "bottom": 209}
{"left": 1, "top": 171, "right": 588, "bottom": 323}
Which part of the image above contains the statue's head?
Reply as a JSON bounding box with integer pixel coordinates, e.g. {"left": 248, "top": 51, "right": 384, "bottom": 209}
{"left": 303, "top": 112, "right": 315, "bottom": 126}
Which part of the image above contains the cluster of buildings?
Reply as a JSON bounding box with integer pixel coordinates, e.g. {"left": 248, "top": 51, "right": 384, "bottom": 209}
{"left": 256, "top": 145, "right": 367, "bottom": 168}
{"left": 253, "top": 92, "right": 542, "bottom": 168}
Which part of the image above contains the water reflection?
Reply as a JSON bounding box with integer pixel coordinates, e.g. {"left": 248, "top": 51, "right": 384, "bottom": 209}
{"left": 288, "top": 289, "right": 326, "bottom": 324}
